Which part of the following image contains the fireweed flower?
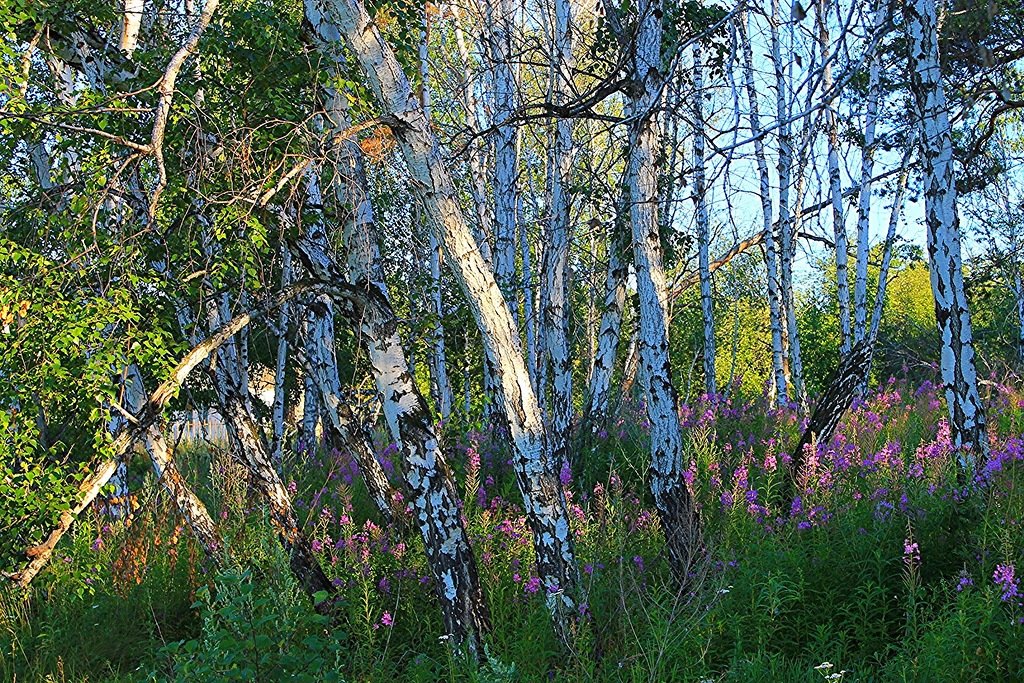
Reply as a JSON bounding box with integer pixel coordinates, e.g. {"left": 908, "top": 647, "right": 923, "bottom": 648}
{"left": 903, "top": 540, "right": 920, "bottom": 565}
{"left": 524, "top": 576, "right": 542, "bottom": 594}
{"left": 993, "top": 564, "right": 1020, "bottom": 602}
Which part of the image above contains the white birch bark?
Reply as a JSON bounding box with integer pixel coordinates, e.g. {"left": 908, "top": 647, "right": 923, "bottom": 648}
{"left": 626, "top": 0, "right": 702, "bottom": 581}
{"left": 120, "top": 0, "right": 144, "bottom": 57}
{"left": 306, "top": 0, "right": 580, "bottom": 636}
{"left": 543, "top": 0, "right": 575, "bottom": 467}
{"left": 906, "top": 0, "right": 989, "bottom": 463}
{"left": 771, "top": 0, "right": 805, "bottom": 406}
{"left": 853, "top": 0, "right": 885, "bottom": 344}
{"left": 452, "top": 7, "right": 495, "bottom": 266}
{"left": 123, "top": 364, "right": 221, "bottom": 558}
{"left": 585, "top": 205, "right": 627, "bottom": 425}
{"left": 486, "top": 0, "right": 520, "bottom": 307}
{"left": 419, "top": 10, "right": 454, "bottom": 420}
{"left": 867, "top": 150, "right": 912, "bottom": 344}
{"left": 738, "top": 9, "right": 787, "bottom": 405}
{"left": 272, "top": 242, "right": 292, "bottom": 466}
{"left": 817, "top": 0, "right": 851, "bottom": 354}
{"left": 692, "top": 43, "right": 716, "bottom": 396}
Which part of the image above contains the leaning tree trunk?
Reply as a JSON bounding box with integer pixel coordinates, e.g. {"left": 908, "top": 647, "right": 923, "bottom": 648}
{"left": 307, "top": 27, "right": 491, "bottom": 650}
{"left": 294, "top": 239, "right": 490, "bottom": 653}
{"left": 306, "top": 0, "right": 580, "bottom": 639}
{"left": 626, "top": 0, "right": 703, "bottom": 582}
{"left": 123, "top": 364, "right": 222, "bottom": 559}
{"left": 905, "top": 0, "right": 989, "bottom": 464}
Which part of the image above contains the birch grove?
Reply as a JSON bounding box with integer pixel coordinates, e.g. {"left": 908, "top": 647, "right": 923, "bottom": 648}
{"left": 5, "top": 0, "right": 1022, "bottom": 671}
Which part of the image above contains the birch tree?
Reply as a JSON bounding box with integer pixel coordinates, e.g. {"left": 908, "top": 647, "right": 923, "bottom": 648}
{"left": 905, "top": 0, "right": 990, "bottom": 463}
{"left": 305, "top": 0, "right": 581, "bottom": 637}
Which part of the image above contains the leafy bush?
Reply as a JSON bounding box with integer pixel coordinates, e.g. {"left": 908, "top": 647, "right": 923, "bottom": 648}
{"left": 154, "top": 569, "right": 346, "bottom": 682}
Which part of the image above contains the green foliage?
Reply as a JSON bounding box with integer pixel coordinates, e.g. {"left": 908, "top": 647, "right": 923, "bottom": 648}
{"left": 154, "top": 569, "right": 346, "bottom": 682}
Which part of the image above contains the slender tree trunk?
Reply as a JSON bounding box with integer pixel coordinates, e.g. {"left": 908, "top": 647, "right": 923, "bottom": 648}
{"left": 626, "top": 0, "right": 703, "bottom": 582}
{"left": 906, "top": 0, "right": 989, "bottom": 464}
{"left": 487, "top": 0, "right": 519, "bottom": 310}
{"left": 585, "top": 200, "right": 627, "bottom": 426}
{"left": 818, "top": 0, "right": 851, "bottom": 354}
{"left": 772, "top": 0, "right": 805, "bottom": 407}
{"left": 692, "top": 43, "right": 716, "bottom": 396}
{"left": 853, "top": 0, "right": 884, "bottom": 344}
{"left": 868, "top": 150, "right": 911, "bottom": 344}
{"left": 307, "top": 0, "right": 580, "bottom": 638}
{"left": 738, "top": 9, "right": 787, "bottom": 405}
{"left": 272, "top": 242, "right": 292, "bottom": 466}
{"left": 419, "top": 11, "right": 454, "bottom": 421}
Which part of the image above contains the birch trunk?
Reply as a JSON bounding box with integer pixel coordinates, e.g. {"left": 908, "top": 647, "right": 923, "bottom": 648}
{"left": 213, "top": 361, "right": 336, "bottom": 603}
{"left": 306, "top": 0, "right": 580, "bottom": 636}
{"left": 295, "top": 241, "right": 490, "bottom": 651}
{"left": 487, "top": 0, "right": 520, "bottom": 308}
{"left": 307, "top": 31, "right": 491, "bottom": 647}
{"left": 626, "top": 0, "right": 702, "bottom": 582}
{"left": 272, "top": 242, "right": 292, "bottom": 466}
{"left": 123, "top": 365, "right": 221, "bottom": 559}
{"left": 867, "top": 151, "right": 912, "bottom": 344}
{"left": 853, "top": 0, "right": 884, "bottom": 344}
{"left": 452, "top": 7, "right": 496, "bottom": 261}
{"left": 296, "top": 133, "right": 397, "bottom": 521}
{"left": 771, "top": 0, "right": 805, "bottom": 406}
{"left": 817, "top": 0, "right": 851, "bottom": 353}
{"left": 585, "top": 207, "right": 627, "bottom": 426}
{"left": 692, "top": 43, "right": 716, "bottom": 396}
{"left": 419, "top": 11, "right": 454, "bottom": 420}
{"left": 543, "top": 0, "right": 575, "bottom": 469}
{"left": 738, "top": 9, "right": 787, "bottom": 405}
{"left": 906, "top": 0, "right": 989, "bottom": 463}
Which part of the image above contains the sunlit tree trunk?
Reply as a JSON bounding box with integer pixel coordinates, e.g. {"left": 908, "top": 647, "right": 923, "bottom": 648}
{"left": 817, "top": 0, "right": 851, "bottom": 354}
{"left": 306, "top": 0, "right": 580, "bottom": 638}
{"left": 853, "top": 0, "right": 884, "bottom": 345}
{"left": 585, "top": 197, "right": 627, "bottom": 426}
{"left": 771, "top": 0, "right": 804, "bottom": 407}
{"left": 271, "top": 241, "right": 292, "bottom": 466}
{"left": 906, "top": 0, "right": 989, "bottom": 463}
{"left": 867, "top": 150, "right": 911, "bottom": 357}
{"left": 625, "top": 0, "right": 703, "bottom": 582}
{"left": 419, "top": 10, "right": 453, "bottom": 420}
{"left": 738, "top": 9, "right": 787, "bottom": 405}
{"left": 543, "top": 0, "right": 575, "bottom": 468}
{"left": 123, "top": 364, "right": 221, "bottom": 558}
{"left": 487, "top": 0, "right": 520, "bottom": 311}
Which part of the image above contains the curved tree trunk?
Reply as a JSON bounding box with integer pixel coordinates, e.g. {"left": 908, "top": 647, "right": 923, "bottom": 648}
{"left": 306, "top": 0, "right": 580, "bottom": 638}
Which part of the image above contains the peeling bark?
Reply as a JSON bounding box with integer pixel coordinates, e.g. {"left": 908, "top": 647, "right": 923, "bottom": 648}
{"left": 305, "top": 0, "right": 580, "bottom": 638}
{"left": 906, "top": 0, "right": 989, "bottom": 465}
